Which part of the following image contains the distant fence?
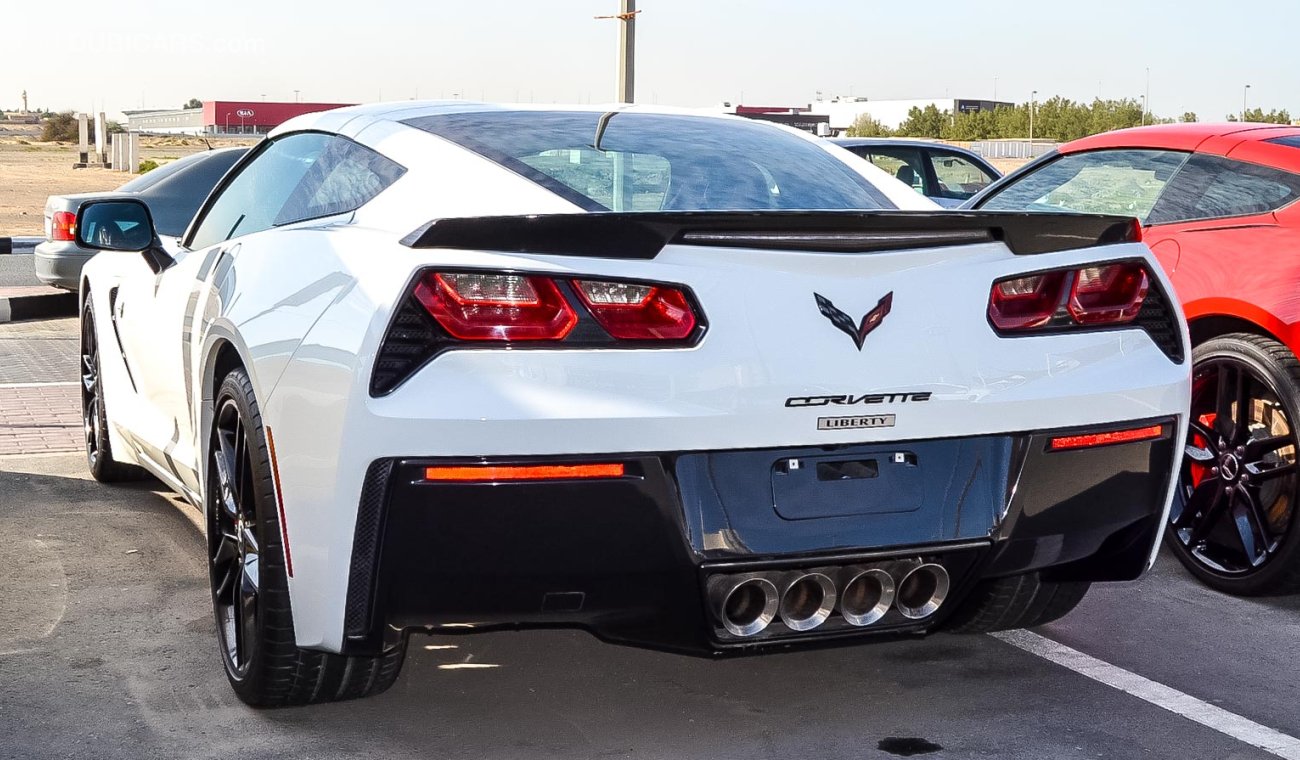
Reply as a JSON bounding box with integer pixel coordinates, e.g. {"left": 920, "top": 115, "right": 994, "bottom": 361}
{"left": 970, "top": 140, "right": 1059, "bottom": 160}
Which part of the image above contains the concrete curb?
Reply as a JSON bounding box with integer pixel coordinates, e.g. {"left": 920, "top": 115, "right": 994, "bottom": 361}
{"left": 0, "top": 237, "right": 43, "bottom": 255}
{"left": 0, "top": 290, "right": 78, "bottom": 323}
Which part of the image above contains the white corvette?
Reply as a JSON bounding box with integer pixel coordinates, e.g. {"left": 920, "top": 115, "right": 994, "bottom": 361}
{"left": 76, "top": 102, "right": 1191, "bottom": 706}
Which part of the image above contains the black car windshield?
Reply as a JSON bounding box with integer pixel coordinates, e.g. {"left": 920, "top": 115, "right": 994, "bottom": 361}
{"left": 403, "top": 110, "right": 894, "bottom": 211}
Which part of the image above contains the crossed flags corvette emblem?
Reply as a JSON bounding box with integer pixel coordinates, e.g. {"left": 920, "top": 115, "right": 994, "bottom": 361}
{"left": 814, "top": 291, "right": 894, "bottom": 350}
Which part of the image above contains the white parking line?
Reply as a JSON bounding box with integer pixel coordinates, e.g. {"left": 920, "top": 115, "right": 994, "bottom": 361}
{"left": 0, "top": 382, "right": 79, "bottom": 389}
{"left": 995, "top": 629, "right": 1300, "bottom": 760}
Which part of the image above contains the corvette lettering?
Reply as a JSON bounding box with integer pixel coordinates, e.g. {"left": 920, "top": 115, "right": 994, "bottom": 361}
{"left": 786, "top": 392, "right": 931, "bottom": 407}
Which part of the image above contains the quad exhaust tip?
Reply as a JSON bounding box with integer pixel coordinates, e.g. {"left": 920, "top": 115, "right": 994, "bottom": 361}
{"left": 895, "top": 563, "right": 950, "bottom": 619}
{"left": 712, "top": 576, "right": 780, "bottom": 637}
{"left": 839, "top": 568, "right": 896, "bottom": 627}
{"left": 779, "top": 573, "right": 837, "bottom": 632}
{"left": 710, "top": 559, "right": 951, "bottom": 637}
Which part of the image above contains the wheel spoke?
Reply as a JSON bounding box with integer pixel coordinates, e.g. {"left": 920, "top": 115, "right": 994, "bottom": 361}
{"left": 214, "top": 555, "right": 239, "bottom": 600}
{"left": 212, "top": 441, "right": 239, "bottom": 520}
{"left": 1187, "top": 482, "right": 1231, "bottom": 544}
{"left": 1184, "top": 443, "right": 1215, "bottom": 463}
{"left": 212, "top": 532, "right": 239, "bottom": 567}
{"left": 238, "top": 556, "right": 259, "bottom": 666}
{"left": 1175, "top": 478, "right": 1222, "bottom": 530}
{"left": 1214, "top": 364, "right": 1234, "bottom": 441}
{"left": 1245, "top": 434, "right": 1294, "bottom": 460}
{"left": 1245, "top": 461, "right": 1297, "bottom": 484}
{"left": 1230, "top": 499, "right": 1267, "bottom": 568}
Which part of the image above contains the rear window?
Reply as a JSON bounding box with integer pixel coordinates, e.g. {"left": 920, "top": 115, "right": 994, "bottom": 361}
{"left": 980, "top": 149, "right": 1188, "bottom": 223}
{"left": 403, "top": 111, "right": 894, "bottom": 211}
{"left": 1148, "top": 154, "right": 1300, "bottom": 224}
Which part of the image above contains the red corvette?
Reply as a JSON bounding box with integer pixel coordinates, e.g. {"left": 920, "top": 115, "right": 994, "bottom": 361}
{"left": 972, "top": 123, "right": 1300, "bottom": 595}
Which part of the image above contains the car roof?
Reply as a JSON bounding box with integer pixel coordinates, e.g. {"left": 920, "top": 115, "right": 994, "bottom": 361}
{"left": 1063, "top": 122, "right": 1300, "bottom": 154}
{"left": 272, "top": 101, "right": 754, "bottom": 140}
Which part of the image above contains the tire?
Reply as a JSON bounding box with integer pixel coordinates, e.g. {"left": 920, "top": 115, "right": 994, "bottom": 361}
{"left": 208, "top": 367, "right": 406, "bottom": 707}
{"left": 81, "top": 301, "right": 146, "bottom": 483}
{"left": 1165, "top": 333, "right": 1300, "bottom": 596}
{"left": 942, "top": 573, "right": 1089, "bottom": 633}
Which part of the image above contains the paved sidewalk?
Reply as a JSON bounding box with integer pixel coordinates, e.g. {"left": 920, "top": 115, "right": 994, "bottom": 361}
{"left": 0, "top": 317, "right": 82, "bottom": 457}
{"left": 0, "top": 384, "right": 81, "bottom": 456}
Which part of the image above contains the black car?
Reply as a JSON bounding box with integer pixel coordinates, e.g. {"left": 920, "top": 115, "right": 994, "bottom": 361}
{"left": 35, "top": 147, "right": 248, "bottom": 290}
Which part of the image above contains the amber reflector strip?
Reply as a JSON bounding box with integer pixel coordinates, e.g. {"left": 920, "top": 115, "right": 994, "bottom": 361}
{"left": 424, "top": 463, "right": 626, "bottom": 482}
{"left": 1048, "top": 424, "right": 1164, "bottom": 452}
{"left": 264, "top": 427, "right": 293, "bottom": 577}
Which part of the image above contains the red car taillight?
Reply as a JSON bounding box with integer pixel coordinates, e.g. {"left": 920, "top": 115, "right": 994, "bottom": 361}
{"left": 1068, "top": 264, "right": 1149, "bottom": 325}
{"left": 988, "top": 272, "right": 1069, "bottom": 331}
{"left": 415, "top": 272, "right": 578, "bottom": 341}
{"left": 572, "top": 279, "right": 697, "bottom": 340}
{"left": 374, "top": 269, "right": 706, "bottom": 395}
{"left": 51, "top": 211, "right": 76, "bottom": 242}
{"left": 988, "top": 261, "right": 1151, "bottom": 332}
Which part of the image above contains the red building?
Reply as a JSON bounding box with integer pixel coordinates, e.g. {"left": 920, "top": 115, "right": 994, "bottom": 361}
{"left": 203, "top": 101, "right": 355, "bottom": 135}
{"left": 125, "top": 100, "right": 355, "bottom": 136}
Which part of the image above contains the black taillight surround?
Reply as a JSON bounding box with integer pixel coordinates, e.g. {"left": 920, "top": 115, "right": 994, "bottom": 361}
{"left": 987, "top": 258, "right": 1184, "bottom": 364}
{"left": 370, "top": 268, "right": 708, "bottom": 396}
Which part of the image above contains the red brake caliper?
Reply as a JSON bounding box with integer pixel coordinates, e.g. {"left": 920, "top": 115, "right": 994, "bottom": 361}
{"left": 1190, "top": 412, "right": 1217, "bottom": 488}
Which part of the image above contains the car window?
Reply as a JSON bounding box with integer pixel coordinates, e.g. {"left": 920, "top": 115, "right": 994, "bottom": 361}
{"left": 1147, "top": 154, "right": 1300, "bottom": 224}
{"left": 404, "top": 111, "right": 895, "bottom": 211}
{"left": 857, "top": 148, "right": 927, "bottom": 195}
{"left": 188, "top": 133, "right": 403, "bottom": 250}
{"left": 139, "top": 149, "right": 246, "bottom": 237}
{"left": 520, "top": 149, "right": 673, "bottom": 211}
{"left": 980, "top": 149, "right": 1189, "bottom": 223}
{"left": 928, "top": 151, "right": 995, "bottom": 201}
{"left": 275, "top": 138, "right": 406, "bottom": 225}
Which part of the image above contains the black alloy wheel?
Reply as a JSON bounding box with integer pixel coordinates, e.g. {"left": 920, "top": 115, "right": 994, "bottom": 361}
{"left": 206, "top": 367, "right": 407, "bottom": 707}
{"left": 1167, "top": 334, "right": 1300, "bottom": 595}
{"left": 81, "top": 301, "right": 144, "bottom": 483}
{"left": 209, "top": 394, "right": 261, "bottom": 677}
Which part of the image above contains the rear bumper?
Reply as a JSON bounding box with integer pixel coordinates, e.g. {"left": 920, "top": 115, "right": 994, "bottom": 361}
{"left": 33, "top": 242, "right": 93, "bottom": 291}
{"left": 338, "top": 418, "right": 1177, "bottom": 656}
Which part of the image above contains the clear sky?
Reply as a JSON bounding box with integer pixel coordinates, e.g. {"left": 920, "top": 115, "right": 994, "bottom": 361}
{"left": 3, "top": 0, "right": 1294, "bottom": 121}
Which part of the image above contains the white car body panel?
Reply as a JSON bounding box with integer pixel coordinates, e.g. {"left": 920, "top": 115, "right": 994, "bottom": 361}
{"left": 80, "top": 102, "right": 1191, "bottom": 652}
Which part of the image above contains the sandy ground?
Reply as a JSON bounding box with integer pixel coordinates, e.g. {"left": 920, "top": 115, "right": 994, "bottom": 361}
{"left": 0, "top": 124, "right": 256, "bottom": 236}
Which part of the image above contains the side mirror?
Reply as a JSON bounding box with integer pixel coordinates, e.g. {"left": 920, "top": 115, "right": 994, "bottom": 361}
{"left": 75, "top": 199, "right": 174, "bottom": 274}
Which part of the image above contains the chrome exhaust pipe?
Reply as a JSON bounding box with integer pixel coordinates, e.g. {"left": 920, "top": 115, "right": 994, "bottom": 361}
{"left": 838, "top": 568, "right": 895, "bottom": 627}
{"left": 710, "top": 575, "right": 779, "bottom": 637}
{"left": 895, "top": 563, "right": 950, "bottom": 619}
{"left": 779, "top": 572, "right": 837, "bottom": 631}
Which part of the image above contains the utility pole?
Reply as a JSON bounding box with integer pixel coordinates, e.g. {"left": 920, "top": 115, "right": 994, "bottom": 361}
{"left": 1029, "top": 90, "right": 1037, "bottom": 145}
{"left": 598, "top": 1, "right": 639, "bottom": 103}
{"left": 1144, "top": 67, "right": 1150, "bottom": 125}
{"left": 1242, "top": 84, "right": 1251, "bottom": 122}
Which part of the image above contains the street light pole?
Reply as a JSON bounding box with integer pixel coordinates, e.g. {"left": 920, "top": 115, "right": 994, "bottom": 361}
{"left": 617, "top": 0, "right": 636, "bottom": 103}
{"left": 1029, "top": 90, "right": 1037, "bottom": 146}
{"left": 1242, "top": 84, "right": 1252, "bottom": 122}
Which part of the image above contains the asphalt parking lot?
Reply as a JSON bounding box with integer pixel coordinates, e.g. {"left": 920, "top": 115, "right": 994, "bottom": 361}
{"left": 3, "top": 316, "right": 1300, "bottom": 760}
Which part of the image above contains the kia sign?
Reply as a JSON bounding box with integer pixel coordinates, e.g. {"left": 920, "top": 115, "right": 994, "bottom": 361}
{"left": 235, "top": 108, "right": 255, "bottom": 118}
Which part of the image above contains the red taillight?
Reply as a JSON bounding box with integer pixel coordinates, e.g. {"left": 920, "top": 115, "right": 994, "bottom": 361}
{"left": 415, "top": 272, "right": 577, "bottom": 341}
{"left": 1068, "top": 263, "right": 1149, "bottom": 325}
{"left": 1048, "top": 424, "right": 1164, "bottom": 451}
{"left": 988, "top": 271, "right": 1068, "bottom": 330}
{"left": 989, "top": 262, "right": 1151, "bottom": 333}
{"left": 572, "top": 279, "right": 697, "bottom": 340}
{"left": 424, "top": 463, "right": 626, "bottom": 482}
{"left": 51, "top": 211, "right": 76, "bottom": 242}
